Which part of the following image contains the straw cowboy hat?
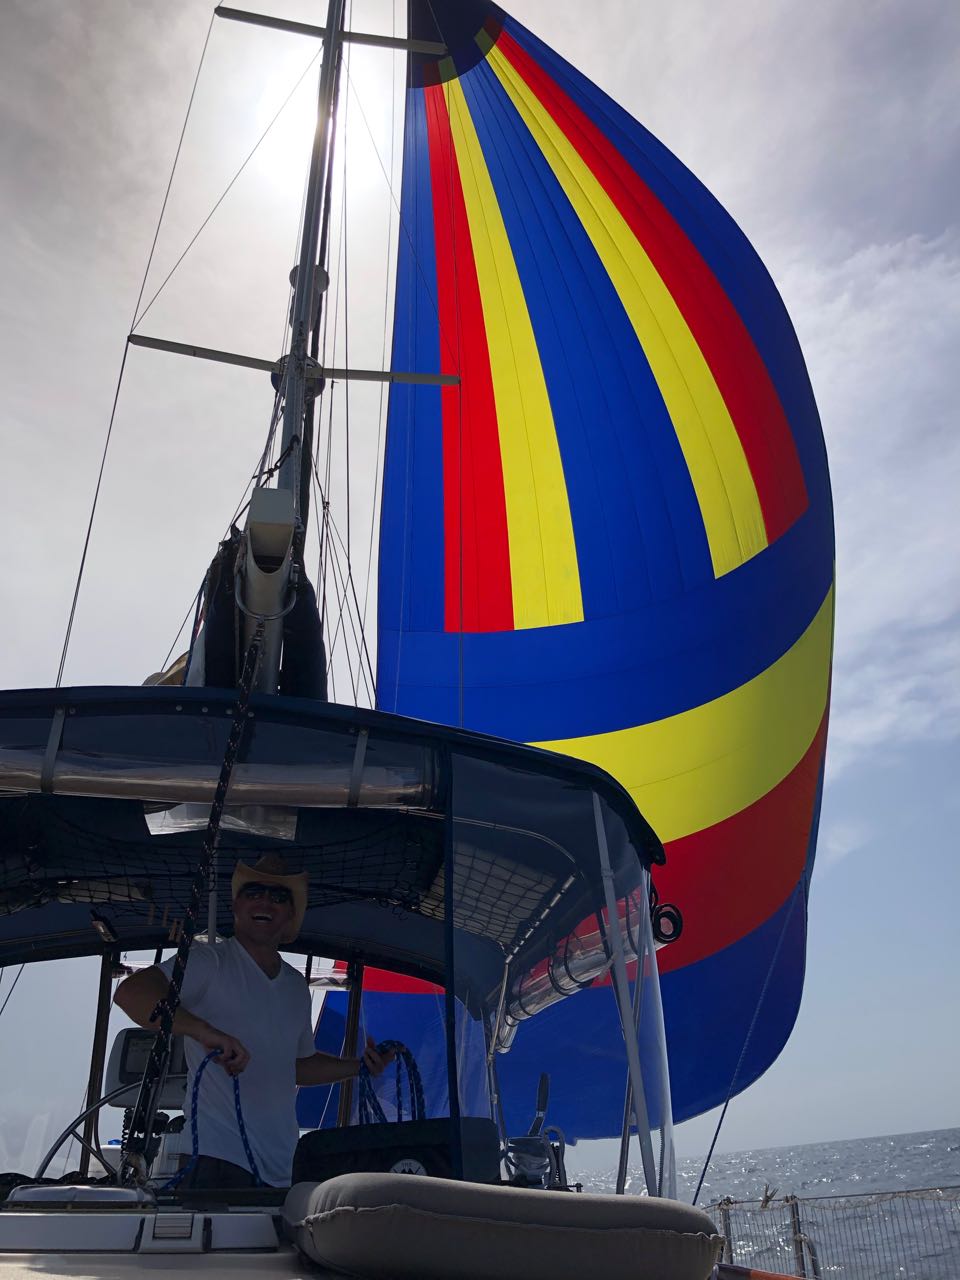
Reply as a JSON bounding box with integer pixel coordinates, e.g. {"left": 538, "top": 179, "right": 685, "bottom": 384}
{"left": 232, "top": 855, "right": 309, "bottom": 944}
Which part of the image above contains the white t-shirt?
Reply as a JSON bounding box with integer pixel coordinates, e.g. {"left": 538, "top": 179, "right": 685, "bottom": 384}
{"left": 158, "top": 937, "right": 316, "bottom": 1186}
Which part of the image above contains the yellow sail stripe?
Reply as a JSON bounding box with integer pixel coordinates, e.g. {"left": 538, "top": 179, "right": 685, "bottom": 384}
{"left": 488, "top": 44, "right": 767, "bottom": 578}
{"left": 534, "top": 587, "right": 834, "bottom": 842}
{"left": 444, "top": 78, "right": 584, "bottom": 629}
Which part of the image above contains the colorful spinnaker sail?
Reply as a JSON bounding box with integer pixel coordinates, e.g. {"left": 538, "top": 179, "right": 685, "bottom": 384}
{"left": 378, "top": 1, "right": 834, "bottom": 1130}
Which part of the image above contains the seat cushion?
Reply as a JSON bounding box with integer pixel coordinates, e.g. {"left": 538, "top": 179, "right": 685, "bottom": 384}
{"left": 284, "top": 1173, "right": 722, "bottom": 1280}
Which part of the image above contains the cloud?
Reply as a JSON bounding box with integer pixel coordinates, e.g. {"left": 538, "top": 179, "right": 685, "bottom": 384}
{"left": 777, "top": 234, "right": 960, "bottom": 772}
{"left": 580, "top": 0, "right": 960, "bottom": 254}
{"left": 816, "top": 817, "right": 870, "bottom": 873}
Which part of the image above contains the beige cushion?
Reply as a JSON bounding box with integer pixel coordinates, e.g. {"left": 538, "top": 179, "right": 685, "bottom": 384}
{"left": 6, "top": 1184, "right": 155, "bottom": 1207}
{"left": 284, "top": 1173, "right": 722, "bottom": 1280}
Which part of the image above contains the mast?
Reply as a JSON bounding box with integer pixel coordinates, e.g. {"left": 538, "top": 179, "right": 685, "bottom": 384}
{"left": 278, "top": 0, "right": 345, "bottom": 507}
{"left": 239, "top": 0, "right": 345, "bottom": 698}
{"left": 133, "top": 4, "right": 455, "bottom": 700}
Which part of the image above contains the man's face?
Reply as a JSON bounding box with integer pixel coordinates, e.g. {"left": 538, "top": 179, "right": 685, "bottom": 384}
{"left": 233, "top": 882, "right": 295, "bottom": 948}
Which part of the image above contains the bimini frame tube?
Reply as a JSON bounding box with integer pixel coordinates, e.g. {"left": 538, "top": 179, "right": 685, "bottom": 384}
{"left": 443, "top": 757, "right": 464, "bottom": 1180}
{"left": 638, "top": 871, "right": 677, "bottom": 1198}
{"left": 592, "top": 792, "right": 659, "bottom": 1196}
{"left": 78, "top": 949, "right": 116, "bottom": 1177}
{"left": 616, "top": 945, "right": 645, "bottom": 1195}
{"left": 337, "top": 959, "right": 364, "bottom": 1127}
{"left": 615, "top": 871, "right": 677, "bottom": 1197}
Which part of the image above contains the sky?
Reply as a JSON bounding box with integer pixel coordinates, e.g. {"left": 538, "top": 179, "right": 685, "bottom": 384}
{"left": 0, "top": 0, "right": 958, "bottom": 1186}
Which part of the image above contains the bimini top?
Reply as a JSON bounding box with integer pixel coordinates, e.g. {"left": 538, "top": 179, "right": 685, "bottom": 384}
{"left": 0, "top": 685, "right": 662, "bottom": 1015}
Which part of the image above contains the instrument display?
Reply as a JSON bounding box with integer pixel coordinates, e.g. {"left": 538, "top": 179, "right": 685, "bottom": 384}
{"left": 119, "top": 1030, "right": 187, "bottom": 1083}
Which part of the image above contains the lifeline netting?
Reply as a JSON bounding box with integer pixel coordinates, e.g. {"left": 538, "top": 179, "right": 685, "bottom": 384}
{"left": 0, "top": 795, "right": 576, "bottom": 973}
{"left": 715, "top": 1187, "right": 960, "bottom": 1279}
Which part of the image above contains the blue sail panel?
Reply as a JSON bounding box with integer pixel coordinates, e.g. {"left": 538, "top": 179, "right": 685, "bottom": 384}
{"left": 378, "top": 0, "right": 834, "bottom": 1130}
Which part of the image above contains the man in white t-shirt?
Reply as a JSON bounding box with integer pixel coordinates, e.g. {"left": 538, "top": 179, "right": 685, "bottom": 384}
{"left": 115, "top": 855, "right": 392, "bottom": 1188}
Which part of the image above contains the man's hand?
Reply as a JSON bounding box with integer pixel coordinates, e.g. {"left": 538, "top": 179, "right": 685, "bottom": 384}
{"left": 193, "top": 1023, "right": 250, "bottom": 1076}
{"left": 296, "top": 1038, "right": 398, "bottom": 1087}
{"left": 361, "top": 1035, "right": 396, "bottom": 1078}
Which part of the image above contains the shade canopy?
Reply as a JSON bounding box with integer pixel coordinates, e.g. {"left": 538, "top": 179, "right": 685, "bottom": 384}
{"left": 0, "top": 686, "right": 661, "bottom": 1018}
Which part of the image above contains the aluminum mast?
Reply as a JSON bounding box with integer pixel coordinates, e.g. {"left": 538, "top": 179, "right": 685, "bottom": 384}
{"left": 240, "top": 0, "right": 345, "bottom": 698}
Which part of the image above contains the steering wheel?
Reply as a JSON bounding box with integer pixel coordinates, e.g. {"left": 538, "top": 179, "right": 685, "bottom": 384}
{"left": 33, "top": 1084, "right": 133, "bottom": 1182}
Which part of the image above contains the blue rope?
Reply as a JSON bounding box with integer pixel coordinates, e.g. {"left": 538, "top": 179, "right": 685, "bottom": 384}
{"left": 163, "top": 1049, "right": 263, "bottom": 1189}
{"left": 357, "top": 1041, "right": 425, "bottom": 1126}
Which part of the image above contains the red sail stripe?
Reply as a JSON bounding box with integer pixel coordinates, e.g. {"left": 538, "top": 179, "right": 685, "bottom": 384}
{"left": 365, "top": 695, "right": 819, "bottom": 988}
{"left": 654, "top": 714, "right": 828, "bottom": 975}
{"left": 424, "top": 85, "right": 514, "bottom": 632}
{"left": 362, "top": 967, "right": 445, "bottom": 996}
{"left": 496, "top": 30, "right": 808, "bottom": 544}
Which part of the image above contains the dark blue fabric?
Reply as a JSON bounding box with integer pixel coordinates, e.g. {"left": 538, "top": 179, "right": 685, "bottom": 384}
{"left": 296, "top": 993, "right": 348, "bottom": 1130}
{"left": 379, "top": 530, "right": 832, "bottom": 740}
{"left": 498, "top": 889, "right": 808, "bottom": 1134}
{"left": 378, "top": 87, "right": 446, "bottom": 651}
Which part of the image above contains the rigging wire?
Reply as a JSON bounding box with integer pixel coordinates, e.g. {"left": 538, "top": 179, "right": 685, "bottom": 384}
{"left": 301, "top": 261, "right": 375, "bottom": 716}
{"left": 322, "top": 493, "right": 376, "bottom": 696}
{"left": 342, "top": 177, "right": 352, "bottom": 566}
{"left": 329, "top": 569, "right": 375, "bottom": 702}
{"left": 360, "top": 3, "right": 400, "bottom": 648}
{"left": 133, "top": 12, "right": 217, "bottom": 330}
{"left": 691, "top": 887, "right": 803, "bottom": 1206}
{"left": 306, "top": 12, "right": 395, "bottom": 707}
{"left": 316, "top": 135, "right": 349, "bottom": 701}
{"left": 54, "top": 13, "right": 216, "bottom": 687}
{"left": 310, "top": 450, "right": 365, "bottom": 704}
{"left": 325, "top": 554, "right": 362, "bottom": 704}
{"left": 154, "top": 110, "right": 315, "bottom": 678}
{"left": 341, "top": 0, "right": 353, "bottom": 567}
{"left": 344, "top": 64, "right": 454, "bottom": 369}
{"left": 133, "top": 46, "right": 324, "bottom": 332}
{"left": 300, "top": 22, "right": 343, "bottom": 534}
{"left": 310, "top": 455, "right": 375, "bottom": 702}
{"left": 153, "top": 394, "right": 281, "bottom": 676}
{"left": 0, "top": 964, "right": 25, "bottom": 1022}
{"left": 56, "top": 10, "right": 310, "bottom": 687}
{"left": 158, "top": 586, "right": 204, "bottom": 675}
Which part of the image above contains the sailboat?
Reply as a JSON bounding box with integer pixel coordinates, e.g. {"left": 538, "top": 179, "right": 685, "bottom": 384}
{"left": 0, "top": 2, "right": 833, "bottom": 1278}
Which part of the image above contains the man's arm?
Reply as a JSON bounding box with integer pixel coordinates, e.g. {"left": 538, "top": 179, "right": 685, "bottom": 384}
{"left": 296, "top": 1035, "right": 396, "bottom": 1086}
{"left": 113, "top": 967, "right": 250, "bottom": 1075}
{"left": 295, "top": 1051, "right": 360, "bottom": 1087}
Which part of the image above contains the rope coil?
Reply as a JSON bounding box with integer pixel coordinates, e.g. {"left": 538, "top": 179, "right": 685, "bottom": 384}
{"left": 357, "top": 1041, "right": 425, "bottom": 1126}
{"left": 163, "top": 1049, "right": 263, "bottom": 1190}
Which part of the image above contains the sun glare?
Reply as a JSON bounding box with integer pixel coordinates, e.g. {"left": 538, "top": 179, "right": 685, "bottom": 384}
{"left": 249, "top": 38, "right": 402, "bottom": 207}
{"left": 251, "top": 56, "right": 319, "bottom": 193}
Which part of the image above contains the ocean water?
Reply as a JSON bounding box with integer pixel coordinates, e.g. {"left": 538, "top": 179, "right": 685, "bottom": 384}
{"left": 573, "top": 1128, "right": 960, "bottom": 1278}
